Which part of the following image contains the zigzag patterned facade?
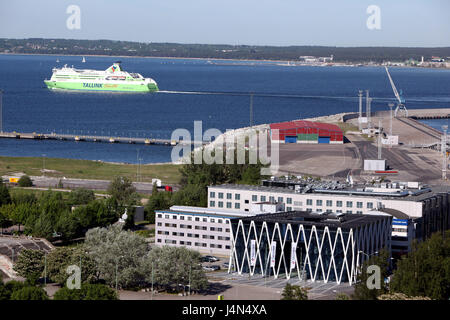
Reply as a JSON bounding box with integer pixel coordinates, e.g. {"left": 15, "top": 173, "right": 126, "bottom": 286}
{"left": 229, "top": 212, "right": 392, "bottom": 285}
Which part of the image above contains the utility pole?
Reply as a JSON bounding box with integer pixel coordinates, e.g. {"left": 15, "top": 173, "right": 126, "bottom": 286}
{"left": 378, "top": 120, "right": 382, "bottom": 160}
{"left": 388, "top": 103, "right": 394, "bottom": 137}
{"left": 0, "top": 89, "right": 3, "bottom": 133}
{"left": 366, "top": 90, "right": 371, "bottom": 130}
{"left": 249, "top": 93, "right": 254, "bottom": 128}
{"left": 358, "top": 90, "right": 363, "bottom": 131}
{"left": 442, "top": 125, "right": 448, "bottom": 181}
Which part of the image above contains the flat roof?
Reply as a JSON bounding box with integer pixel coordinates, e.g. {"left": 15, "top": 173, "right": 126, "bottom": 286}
{"left": 235, "top": 210, "right": 390, "bottom": 229}
{"left": 209, "top": 184, "right": 450, "bottom": 202}
{"left": 156, "top": 205, "right": 254, "bottom": 219}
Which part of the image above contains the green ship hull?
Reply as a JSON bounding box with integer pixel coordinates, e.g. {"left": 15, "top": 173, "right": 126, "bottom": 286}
{"left": 44, "top": 80, "right": 158, "bottom": 92}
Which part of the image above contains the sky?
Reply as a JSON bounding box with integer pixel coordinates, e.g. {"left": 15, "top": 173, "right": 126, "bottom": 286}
{"left": 0, "top": 0, "right": 449, "bottom": 47}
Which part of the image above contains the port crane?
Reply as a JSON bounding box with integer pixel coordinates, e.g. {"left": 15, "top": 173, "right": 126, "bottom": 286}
{"left": 385, "top": 66, "right": 408, "bottom": 117}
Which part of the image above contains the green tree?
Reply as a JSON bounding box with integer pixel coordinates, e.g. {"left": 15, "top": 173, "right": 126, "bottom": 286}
{"left": 53, "top": 283, "right": 118, "bottom": 300}
{"left": 18, "top": 175, "right": 33, "bottom": 187}
{"left": 46, "top": 246, "right": 99, "bottom": 285}
{"left": 281, "top": 283, "right": 308, "bottom": 300}
{"left": 389, "top": 231, "right": 450, "bottom": 300}
{"left": 0, "top": 180, "right": 11, "bottom": 206}
{"left": 68, "top": 188, "right": 96, "bottom": 205}
{"left": 145, "top": 184, "right": 172, "bottom": 223}
{"left": 145, "top": 246, "right": 208, "bottom": 292}
{"left": 107, "top": 176, "right": 139, "bottom": 208}
{"left": 11, "top": 191, "right": 37, "bottom": 205}
{"left": 84, "top": 224, "right": 148, "bottom": 289}
{"left": 352, "top": 248, "right": 390, "bottom": 300}
{"left": 12, "top": 249, "right": 45, "bottom": 284}
{"left": 10, "top": 286, "right": 48, "bottom": 300}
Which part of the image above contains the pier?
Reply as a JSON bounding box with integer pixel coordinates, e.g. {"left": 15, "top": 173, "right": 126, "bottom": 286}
{"left": 0, "top": 131, "right": 204, "bottom": 146}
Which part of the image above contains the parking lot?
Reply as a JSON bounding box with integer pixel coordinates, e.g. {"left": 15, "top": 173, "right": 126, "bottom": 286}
{"left": 210, "top": 271, "right": 354, "bottom": 300}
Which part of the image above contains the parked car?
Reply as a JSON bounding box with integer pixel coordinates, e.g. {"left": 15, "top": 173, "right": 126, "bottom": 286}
{"left": 204, "top": 255, "right": 219, "bottom": 262}
{"left": 202, "top": 265, "right": 221, "bottom": 271}
{"left": 222, "top": 262, "right": 229, "bottom": 269}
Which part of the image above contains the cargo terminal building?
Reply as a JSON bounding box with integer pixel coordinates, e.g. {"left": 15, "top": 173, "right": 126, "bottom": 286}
{"left": 269, "top": 120, "right": 344, "bottom": 144}
{"left": 208, "top": 182, "right": 450, "bottom": 256}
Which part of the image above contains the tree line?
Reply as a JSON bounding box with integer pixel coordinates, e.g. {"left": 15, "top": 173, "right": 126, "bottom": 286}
{"left": 2, "top": 38, "right": 450, "bottom": 63}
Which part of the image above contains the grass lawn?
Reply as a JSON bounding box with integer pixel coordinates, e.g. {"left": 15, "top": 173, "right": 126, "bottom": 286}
{"left": 0, "top": 156, "right": 182, "bottom": 185}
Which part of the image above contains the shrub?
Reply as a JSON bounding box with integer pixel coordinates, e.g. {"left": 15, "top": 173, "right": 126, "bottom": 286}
{"left": 18, "top": 175, "right": 33, "bottom": 187}
{"left": 53, "top": 283, "right": 118, "bottom": 300}
{"left": 10, "top": 286, "right": 49, "bottom": 300}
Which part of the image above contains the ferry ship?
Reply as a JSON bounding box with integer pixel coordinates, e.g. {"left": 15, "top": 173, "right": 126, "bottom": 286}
{"left": 44, "top": 62, "right": 158, "bottom": 92}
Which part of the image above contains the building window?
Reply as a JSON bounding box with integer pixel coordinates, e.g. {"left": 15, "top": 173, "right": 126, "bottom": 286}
{"left": 225, "top": 245, "right": 231, "bottom": 250}
{"left": 269, "top": 196, "right": 275, "bottom": 202}
{"left": 165, "top": 215, "right": 169, "bottom": 219}
{"left": 287, "top": 207, "right": 292, "bottom": 211}
{"left": 252, "top": 195, "right": 257, "bottom": 201}
{"left": 326, "top": 200, "right": 332, "bottom": 207}
{"left": 225, "top": 220, "right": 230, "bottom": 224}
{"left": 278, "top": 197, "right": 283, "bottom": 203}
{"left": 157, "top": 239, "right": 161, "bottom": 243}
{"left": 172, "top": 215, "right": 177, "bottom": 220}
{"left": 261, "top": 196, "right": 266, "bottom": 202}
{"left": 157, "top": 214, "right": 162, "bottom": 218}
{"left": 195, "top": 217, "right": 200, "bottom": 222}
{"left": 235, "top": 203, "right": 240, "bottom": 209}
{"left": 235, "top": 194, "right": 240, "bottom": 200}
{"left": 306, "top": 208, "right": 312, "bottom": 212}
{"left": 356, "top": 211, "right": 363, "bottom": 214}
{"left": 287, "top": 197, "right": 292, "bottom": 204}
{"left": 210, "top": 218, "right": 215, "bottom": 223}
{"left": 210, "top": 201, "right": 215, "bottom": 207}
{"left": 203, "top": 218, "right": 207, "bottom": 222}
{"left": 210, "top": 191, "right": 215, "bottom": 198}
{"left": 245, "top": 199, "right": 249, "bottom": 204}
{"left": 226, "top": 193, "right": 232, "bottom": 199}
{"left": 337, "top": 201, "right": 343, "bottom": 207}
{"left": 346, "top": 210, "right": 352, "bottom": 214}
{"left": 326, "top": 209, "right": 332, "bottom": 213}
{"left": 306, "top": 199, "right": 312, "bottom": 206}
{"left": 180, "top": 216, "right": 185, "bottom": 220}
{"left": 336, "top": 210, "right": 342, "bottom": 213}
{"left": 157, "top": 222, "right": 162, "bottom": 226}
{"left": 316, "top": 200, "right": 323, "bottom": 206}
{"left": 367, "top": 202, "right": 374, "bottom": 209}
{"left": 218, "top": 192, "right": 224, "bottom": 199}
{"left": 357, "top": 202, "right": 363, "bottom": 208}
{"left": 187, "top": 216, "right": 192, "bottom": 221}
{"left": 218, "top": 201, "right": 223, "bottom": 208}
{"left": 226, "top": 202, "right": 232, "bottom": 208}
{"left": 346, "top": 201, "right": 353, "bottom": 208}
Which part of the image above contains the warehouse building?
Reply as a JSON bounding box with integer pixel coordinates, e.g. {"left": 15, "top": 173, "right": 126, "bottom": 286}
{"left": 230, "top": 211, "right": 391, "bottom": 284}
{"left": 208, "top": 181, "right": 450, "bottom": 256}
{"left": 269, "top": 120, "right": 343, "bottom": 144}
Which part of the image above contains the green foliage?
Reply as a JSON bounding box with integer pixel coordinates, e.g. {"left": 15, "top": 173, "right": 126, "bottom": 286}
{"left": 12, "top": 249, "right": 45, "bottom": 284}
{"left": 11, "top": 191, "right": 37, "bottom": 205}
{"left": 281, "top": 283, "right": 309, "bottom": 300}
{"left": 0, "top": 180, "right": 11, "bottom": 207}
{"left": 145, "top": 246, "right": 208, "bottom": 292}
{"left": 53, "top": 283, "right": 118, "bottom": 300}
{"left": 335, "top": 293, "right": 350, "bottom": 300}
{"left": 145, "top": 184, "right": 172, "bottom": 222}
{"left": 46, "top": 246, "right": 99, "bottom": 285}
{"left": 107, "top": 176, "right": 139, "bottom": 208}
{"left": 352, "top": 249, "right": 390, "bottom": 300}
{"left": 389, "top": 231, "right": 450, "bottom": 300}
{"left": 18, "top": 175, "right": 33, "bottom": 187}
{"left": 173, "top": 149, "right": 267, "bottom": 207}
{"left": 135, "top": 229, "right": 153, "bottom": 238}
{"left": 84, "top": 224, "right": 149, "bottom": 289}
{"left": 10, "top": 286, "right": 49, "bottom": 300}
{"left": 68, "top": 188, "right": 96, "bottom": 205}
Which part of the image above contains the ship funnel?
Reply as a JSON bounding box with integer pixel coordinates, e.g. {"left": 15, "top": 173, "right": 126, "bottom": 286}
{"left": 106, "top": 61, "right": 122, "bottom": 73}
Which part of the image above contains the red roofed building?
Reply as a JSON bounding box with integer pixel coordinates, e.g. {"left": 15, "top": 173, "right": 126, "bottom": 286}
{"left": 269, "top": 120, "right": 343, "bottom": 144}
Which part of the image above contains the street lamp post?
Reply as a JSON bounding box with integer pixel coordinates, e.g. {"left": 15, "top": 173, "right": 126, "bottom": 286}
{"left": 42, "top": 154, "right": 46, "bottom": 177}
